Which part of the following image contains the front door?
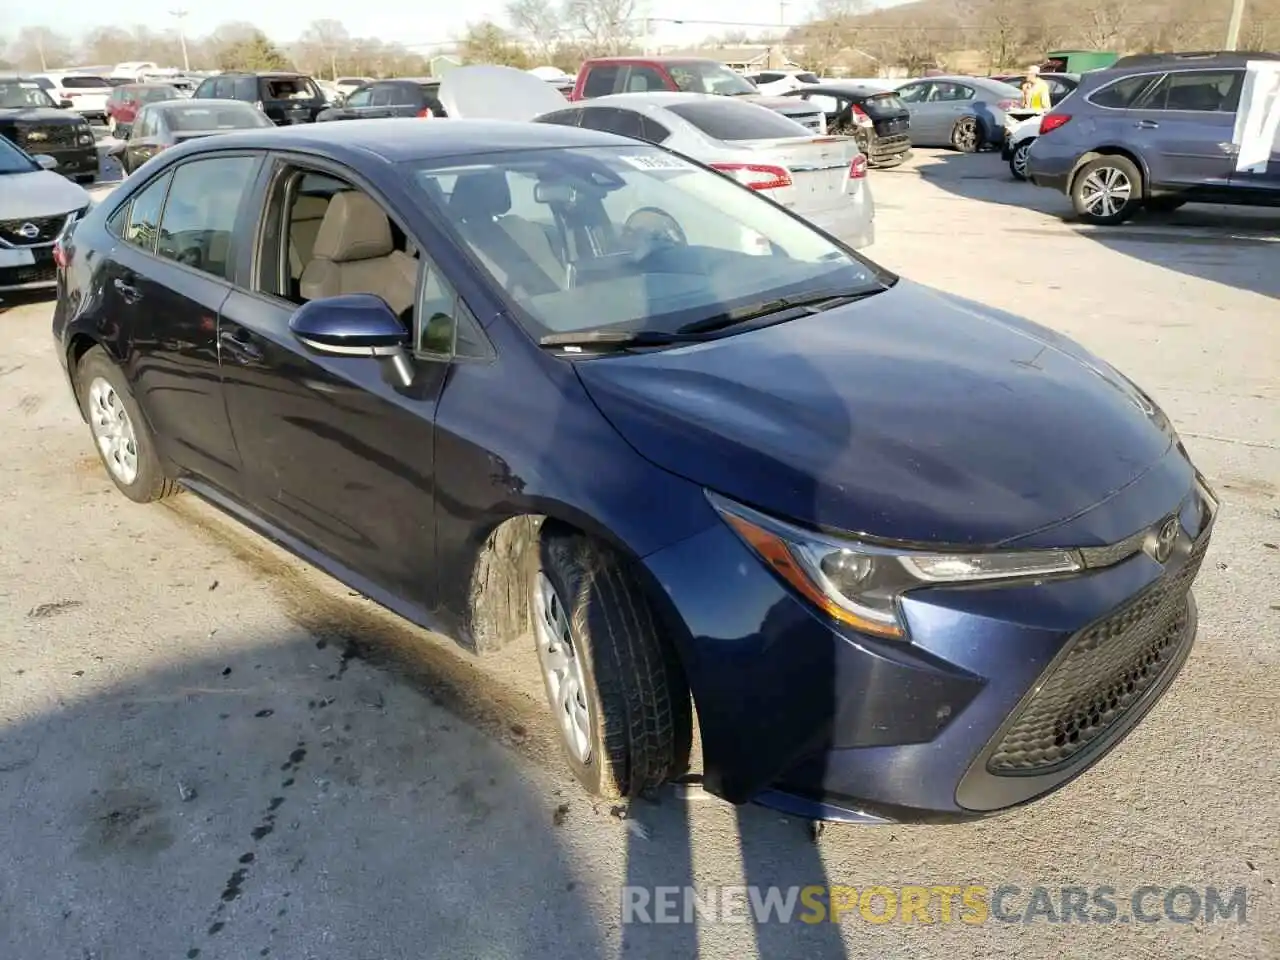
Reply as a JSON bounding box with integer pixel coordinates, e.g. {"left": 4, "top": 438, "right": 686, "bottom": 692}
{"left": 1128, "top": 69, "right": 1243, "bottom": 189}
{"left": 217, "top": 164, "right": 445, "bottom": 606}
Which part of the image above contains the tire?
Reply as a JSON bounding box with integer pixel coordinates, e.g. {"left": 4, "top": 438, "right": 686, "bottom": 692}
{"left": 1009, "top": 140, "right": 1032, "bottom": 181}
{"left": 1071, "top": 155, "right": 1142, "bottom": 225}
{"left": 951, "top": 116, "right": 982, "bottom": 153}
{"left": 1145, "top": 196, "right": 1186, "bottom": 214}
{"left": 76, "top": 347, "right": 179, "bottom": 504}
{"left": 532, "top": 532, "right": 691, "bottom": 799}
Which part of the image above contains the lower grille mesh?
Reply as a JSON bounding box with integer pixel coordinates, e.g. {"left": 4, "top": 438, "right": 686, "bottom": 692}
{"left": 988, "top": 535, "right": 1207, "bottom": 775}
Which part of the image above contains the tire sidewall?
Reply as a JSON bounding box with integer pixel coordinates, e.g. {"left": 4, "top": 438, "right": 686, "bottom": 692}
{"left": 77, "top": 348, "right": 166, "bottom": 502}
{"left": 1072, "top": 156, "right": 1142, "bottom": 225}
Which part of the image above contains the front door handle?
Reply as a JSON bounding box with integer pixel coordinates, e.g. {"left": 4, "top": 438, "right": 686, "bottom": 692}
{"left": 1135, "top": 119, "right": 1159, "bottom": 129}
{"left": 219, "top": 329, "right": 264, "bottom": 363}
{"left": 112, "top": 277, "right": 140, "bottom": 303}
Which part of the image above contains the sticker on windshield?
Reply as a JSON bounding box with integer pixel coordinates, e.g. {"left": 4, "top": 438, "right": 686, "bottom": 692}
{"left": 617, "top": 153, "right": 696, "bottom": 171}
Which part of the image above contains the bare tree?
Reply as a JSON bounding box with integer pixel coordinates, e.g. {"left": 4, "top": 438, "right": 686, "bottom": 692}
{"left": 299, "top": 19, "right": 351, "bottom": 81}
{"left": 506, "top": 0, "right": 562, "bottom": 62}
{"left": 562, "top": 0, "right": 637, "bottom": 57}
{"left": 1074, "top": 0, "right": 1130, "bottom": 48}
{"left": 82, "top": 27, "right": 137, "bottom": 65}
{"left": 975, "top": 0, "right": 1026, "bottom": 72}
{"left": 9, "top": 26, "right": 73, "bottom": 70}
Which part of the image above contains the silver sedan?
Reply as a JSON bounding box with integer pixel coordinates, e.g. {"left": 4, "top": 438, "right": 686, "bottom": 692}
{"left": 439, "top": 67, "right": 875, "bottom": 250}
{"left": 893, "top": 75, "right": 1024, "bottom": 152}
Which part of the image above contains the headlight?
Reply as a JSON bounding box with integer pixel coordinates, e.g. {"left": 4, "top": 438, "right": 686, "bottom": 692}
{"left": 708, "top": 492, "right": 1082, "bottom": 639}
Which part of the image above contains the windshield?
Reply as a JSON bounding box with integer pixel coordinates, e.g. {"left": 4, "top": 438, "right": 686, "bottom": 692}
{"left": 667, "top": 61, "right": 758, "bottom": 96}
{"left": 137, "top": 85, "right": 177, "bottom": 103}
{"left": 166, "top": 103, "right": 273, "bottom": 130}
{"left": 0, "top": 135, "right": 37, "bottom": 174}
{"left": 0, "top": 80, "right": 56, "bottom": 109}
{"left": 406, "top": 146, "right": 884, "bottom": 340}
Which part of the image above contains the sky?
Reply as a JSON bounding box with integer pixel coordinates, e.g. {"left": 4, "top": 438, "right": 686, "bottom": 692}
{"left": 4, "top": 0, "right": 862, "bottom": 52}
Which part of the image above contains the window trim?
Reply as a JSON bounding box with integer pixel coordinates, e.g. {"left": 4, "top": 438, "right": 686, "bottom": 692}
{"left": 1130, "top": 67, "right": 1245, "bottom": 114}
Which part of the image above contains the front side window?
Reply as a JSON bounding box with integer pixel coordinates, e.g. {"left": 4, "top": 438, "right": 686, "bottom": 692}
{"left": 345, "top": 87, "right": 374, "bottom": 107}
{"left": 406, "top": 146, "right": 884, "bottom": 341}
{"left": 121, "top": 171, "right": 172, "bottom": 251}
{"left": 417, "top": 262, "right": 492, "bottom": 360}
{"left": 583, "top": 66, "right": 619, "bottom": 98}
{"left": 155, "top": 156, "right": 260, "bottom": 280}
{"left": 621, "top": 66, "right": 667, "bottom": 93}
{"left": 666, "top": 61, "right": 756, "bottom": 96}
{"left": 371, "top": 86, "right": 395, "bottom": 107}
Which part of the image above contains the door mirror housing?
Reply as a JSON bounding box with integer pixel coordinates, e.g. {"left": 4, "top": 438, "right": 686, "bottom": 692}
{"left": 33, "top": 153, "right": 58, "bottom": 170}
{"left": 58, "top": 99, "right": 74, "bottom": 109}
{"left": 290, "top": 294, "right": 409, "bottom": 355}
{"left": 105, "top": 141, "right": 125, "bottom": 157}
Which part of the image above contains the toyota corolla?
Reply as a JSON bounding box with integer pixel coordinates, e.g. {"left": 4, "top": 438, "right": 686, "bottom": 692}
{"left": 51, "top": 119, "right": 1214, "bottom": 822}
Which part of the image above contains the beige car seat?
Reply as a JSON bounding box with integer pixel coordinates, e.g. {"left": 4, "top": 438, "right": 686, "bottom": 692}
{"left": 298, "top": 191, "right": 418, "bottom": 316}
{"left": 447, "top": 170, "right": 565, "bottom": 294}
{"left": 288, "top": 195, "right": 330, "bottom": 280}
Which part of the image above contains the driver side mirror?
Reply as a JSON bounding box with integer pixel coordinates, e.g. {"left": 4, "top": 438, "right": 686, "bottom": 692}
{"left": 58, "top": 99, "right": 74, "bottom": 109}
{"left": 289, "top": 294, "right": 414, "bottom": 385}
{"left": 34, "top": 153, "right": 58, "bottom": 170}
{"left": 105, "top": 141, "right": 125, "bottom": 157}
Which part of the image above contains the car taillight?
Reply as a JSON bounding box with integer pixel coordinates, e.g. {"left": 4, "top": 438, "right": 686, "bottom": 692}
{"left": 1040, "top": 113, "right": 1071, "bottom": 135}
{"left": 997, "top": 98, "right": 1019, "bottom": 111}
{"left": 850, "top": 104, "right": 874, "bottom": 128}
{"left": 417, "top": 106, "right": 433, "bottom": 118}
{"left": 709, "top": 162, "right": 792, "bottom": 191}
{"left": 849, "top": 154, "right": 868, "bottom": 180}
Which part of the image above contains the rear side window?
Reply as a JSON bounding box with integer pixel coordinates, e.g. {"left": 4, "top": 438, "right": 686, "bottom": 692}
{"left": 580, "top": 106, "right": 645, "bottom": 139}
{"left": 1089, "top": 73, "right": 1159, "bottom": 108}
{"left": 666, "top": 100, "right": 811, "bottom": 141}
{"left": 583, "top": 66, "right": 619, "bottom": 97}
{"left": 794, "top": 73, "right": 820, "bottom": 84}
{"left": 62, "top": 76, "right": 110, "bottom": 89}
{"left": 1137, "top": 70, "right": 1243, "bottom": 112}
{"left": 235, "top": 78, "right": 257, "bottom": 100}
{"left": 371, "top": 86, "right": 395, "bottom": 107}
{"left": 620, "top": 66, "right": 667, "bottom": 93}
{"left": 121, "top": 171, "right": 172, "bottom": 251}
{"left": 156, "top": 156, "right": 259, "bottom": 280}
{"left": 538, "top": 108, "right": 583, "bottom": 126}
{"left": 262, "top": 77, "right": 319, "bottom": 100}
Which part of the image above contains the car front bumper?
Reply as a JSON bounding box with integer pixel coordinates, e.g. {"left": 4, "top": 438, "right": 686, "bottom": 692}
{"left": 643, "top": 464, "right": 1214, "bottom": 822}
{"left": 0, "top": 246, "right": 57, "bottom": 293}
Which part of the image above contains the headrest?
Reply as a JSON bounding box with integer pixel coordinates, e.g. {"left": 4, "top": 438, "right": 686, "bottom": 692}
{"left": 312, "top": 191, "right": 393, "bottom": 263}
{"left": 448, "top": 170, "right": 511, "bottom": 221}
{"left": 292, "top": 194, "right": 329, "bottom": 221}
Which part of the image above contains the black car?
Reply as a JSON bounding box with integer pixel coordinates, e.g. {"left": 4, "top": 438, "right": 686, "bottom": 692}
{"left": 192, "top": 72, "right": 327, "bottom": 126}
{"left": 318, "top": 78, "right": 446, "bottom": 122}
{"left": 782, "top": 84, "right": 912, "bottom": 167}
{"left": 52, "top": 120, "right": 1215, "bottom": 824}
{"left": 992, "top": 72, "right": 1081, "bottom": 107}
{"left": 0, "top": 76, "right": 98, "bottom": 183}
{"left": 108, "top": 99, "right": 275, "bottom": 175}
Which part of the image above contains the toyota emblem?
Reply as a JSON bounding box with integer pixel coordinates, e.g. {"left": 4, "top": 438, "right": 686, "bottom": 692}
{"left": 1151, "top": 516, "right": 1180, "bottom": 564}
{"left": 17, "top": 222, "right": 40, "bottom": 240}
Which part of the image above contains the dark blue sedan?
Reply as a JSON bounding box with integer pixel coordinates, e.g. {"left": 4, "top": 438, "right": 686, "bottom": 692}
{"left": 51, "top": 118, "right": 1215, "bottom": 823}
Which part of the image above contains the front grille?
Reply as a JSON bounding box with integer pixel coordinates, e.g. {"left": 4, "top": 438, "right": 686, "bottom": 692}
{"left": 988, "top": 533, "right": 1208, "bottom": 775}
{"left": 0, "top": 215, "right": 67, "bottom": 247}
{"left": 14, "top": 125, "right": 78, "bottom": 149}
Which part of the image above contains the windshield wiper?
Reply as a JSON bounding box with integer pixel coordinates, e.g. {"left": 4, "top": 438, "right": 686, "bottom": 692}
{"left": 676, "top": 290, "right": 877, "bottom": 336}
{"left": 538, "top": 329, "right": 708, "bottom": 350}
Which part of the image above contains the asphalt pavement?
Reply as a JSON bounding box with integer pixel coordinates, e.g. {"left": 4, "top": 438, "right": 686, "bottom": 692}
{"left": 1, "top": 148, "right": 1276, "bottom": 960}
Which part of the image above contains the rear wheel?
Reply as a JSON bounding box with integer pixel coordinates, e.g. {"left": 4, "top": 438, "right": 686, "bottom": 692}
{"left": 1009, "top": 140, "right": 1033, "bottom": 181}
{"left": 77, "top": 347, "right": 178, "bottom": 503}
{"left": 532, "top": 532, "right": 691, "bottom": 799}
{"left": 1071, "top": 156, "right": 1142, "bottom": 225}
{"left": 951, "top": 116, "right": 982, "bottom": 153}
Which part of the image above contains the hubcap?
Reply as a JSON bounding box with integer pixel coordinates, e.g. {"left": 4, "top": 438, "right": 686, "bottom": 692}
{"left": 1013, "top": 143, "right": 1031, "bottom": 177}
{"left": 533, "top": 572, "right": 593, "bottom": 764}
{"left": 87, "top": 377, "right": 139, "bottom": 485}
{"left": 1080, "top": 166, "right": 1132, "bottom": 219}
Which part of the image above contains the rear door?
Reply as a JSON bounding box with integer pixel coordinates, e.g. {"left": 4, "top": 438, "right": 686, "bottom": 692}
{"left": 1126, "top": 69, "right": 1243, "bottom": 189}
{"left": 336, "top": 85, "right": 376, "bottom": 119}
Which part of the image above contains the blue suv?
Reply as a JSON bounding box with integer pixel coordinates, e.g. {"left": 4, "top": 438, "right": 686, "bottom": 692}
{"left": 1027, "top": 52, "right": 1280, "bottom": 224}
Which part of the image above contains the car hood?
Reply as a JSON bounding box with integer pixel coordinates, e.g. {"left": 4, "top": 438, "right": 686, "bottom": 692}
{"left": 574, "top": 280, "right": 1174, "bottom": 546}
{"left": 0, "top": 170, "right": 90, "bottom": 220}
{"left": 440, "top": 64, "right": 568, "bottom": 121}
{"left": 0, "top": 107, "right": 81, "bottom": 125}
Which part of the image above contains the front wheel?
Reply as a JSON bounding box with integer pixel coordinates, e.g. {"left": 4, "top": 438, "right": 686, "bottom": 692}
{"left": 1071, "top": 156, "right": 1142, "bottom": 225}
{"left": 1009, "top": 140, "right": 1033, "bottom": 181}
{"left": 532, "top": 532, "right": 691, "bottom": 799}
{"left": 951, "top": 116, "right": 982, "bottom": 153}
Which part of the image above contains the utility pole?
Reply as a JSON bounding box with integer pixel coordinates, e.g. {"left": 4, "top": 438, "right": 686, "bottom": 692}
{"left": 170, "top": 9, "right": 191, "bottom": 71}
{"left": 1225, "top": 0, "right": 1246, "bottom": 50}
{"left": 779, "top": 1, "right": 788, "bottom": 25}
{"left": 36, "top": 33, "right": 47, "bottom": 71}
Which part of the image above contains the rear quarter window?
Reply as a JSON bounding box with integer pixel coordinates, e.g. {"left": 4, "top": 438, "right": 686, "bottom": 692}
{"left": 667, "top": 100, "right": 812, "bottom": 141}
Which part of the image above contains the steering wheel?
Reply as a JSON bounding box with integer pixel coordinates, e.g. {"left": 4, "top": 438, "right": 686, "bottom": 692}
{"left": 624, "top": 207, "right": 687, "bottom": 263}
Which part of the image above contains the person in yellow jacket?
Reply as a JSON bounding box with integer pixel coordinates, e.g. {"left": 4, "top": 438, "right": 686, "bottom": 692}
{"left": 1021, "top": 65, "right": 1053, "bottom": 112}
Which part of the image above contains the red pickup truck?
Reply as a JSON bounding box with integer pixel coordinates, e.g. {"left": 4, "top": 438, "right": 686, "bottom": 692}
{"left": 571, "top": 56, "right": 827, "bottom": 132}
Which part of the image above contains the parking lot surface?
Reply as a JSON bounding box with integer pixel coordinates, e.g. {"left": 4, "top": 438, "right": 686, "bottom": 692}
{"left": 2, "top": 148, "right": 1277, "bottom": 959}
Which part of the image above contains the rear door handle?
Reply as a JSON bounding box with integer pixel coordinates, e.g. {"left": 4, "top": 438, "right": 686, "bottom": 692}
{"left": 1135, "top": 119, "right": 1159, "bottom": 129}
{"left": 219, "top": 329, "right": 264, "bottom": 363}
{"left": 112, "top": 278, "right": 140, "bottom": 303}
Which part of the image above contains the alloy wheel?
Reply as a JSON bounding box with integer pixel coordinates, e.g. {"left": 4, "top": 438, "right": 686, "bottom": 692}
{"left": 533, "top": 571, "right": 594, "bottom": 764}
{"left": 954, "top": 118, "right": 980, "bottom": 152}
{"left": 1013, "top": 142, "right": 1031, "bottom": 179}
{"left": 87, "top": 377, "right": 139, "bottom": 486}
{"left": 1079, "top": 166, "right": 1132, "bottom": 220}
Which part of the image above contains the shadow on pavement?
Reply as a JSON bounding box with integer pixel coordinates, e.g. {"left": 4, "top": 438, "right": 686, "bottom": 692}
{"left": 905, "top": 151, "right": 1280, "bottom": 299}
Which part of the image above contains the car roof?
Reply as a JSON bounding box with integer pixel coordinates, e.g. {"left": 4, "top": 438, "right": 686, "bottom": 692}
{"left": 159, "top": 117, "right": 626, "bottom": 164}
{"left": 213, "top": 71, "right": 310, "bottom": 78}
{"left": 1110, "top": 50, "right": 1280, "bottom": 69}
{"left": 586, "top": 56, "right": 722, "bottom": 65}
{"left": 792, "top": 83, "right": 896, "bottom": 97}
{"left": 580, "top": 91, "right": 725, "bottom": 108}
